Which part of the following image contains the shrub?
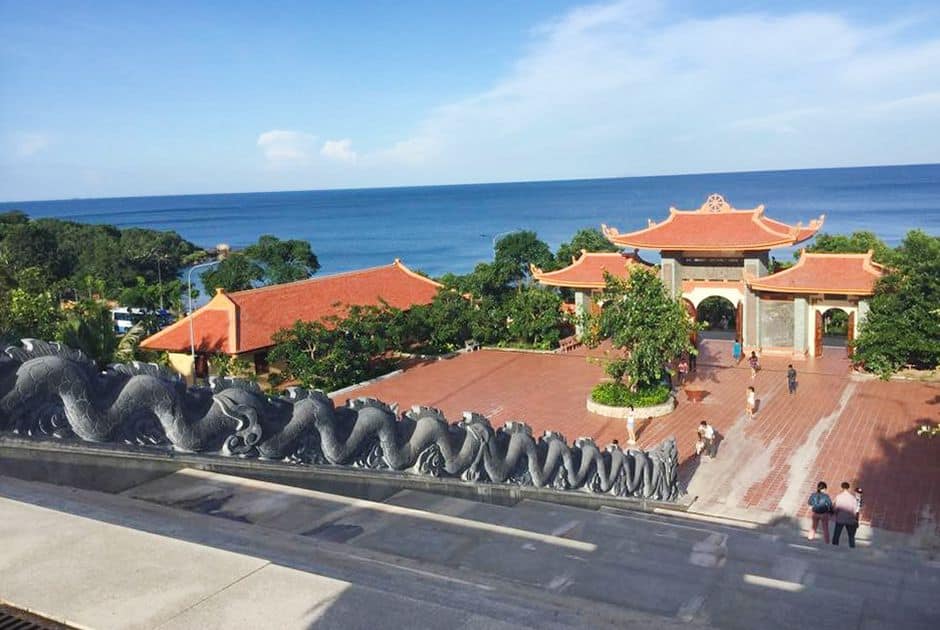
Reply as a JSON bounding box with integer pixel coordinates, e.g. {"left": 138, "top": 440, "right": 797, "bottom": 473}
{"left": 590, "top": 382, "right": 671, "bottom": 407}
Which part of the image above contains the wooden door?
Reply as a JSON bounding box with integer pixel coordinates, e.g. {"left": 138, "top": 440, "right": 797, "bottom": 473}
{"left": 814, "top": 310, "right": 823, "bottom": 357}
{"left": 846, "top": 311, "right": 855, "bottom": 358}
{"left": 735, "top": 302, "right": 743, "bottom": 342}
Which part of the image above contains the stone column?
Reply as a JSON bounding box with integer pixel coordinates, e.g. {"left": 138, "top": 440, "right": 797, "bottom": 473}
{"left": 661, "top": 255, "right": 682, "bottom": 298}
{"left": 574, "top": 290, "right": 591, "bottom": 337}
{"left": 857, "top": 300, "right": 870, "bottom": 331}
{"left": 742, "top": 255, "right": 769, "bottom": 348}
{"left": 793, "top": 297, "right": 808, "bottom": 355}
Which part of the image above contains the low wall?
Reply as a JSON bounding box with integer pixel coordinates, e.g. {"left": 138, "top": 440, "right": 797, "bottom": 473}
{"left": 0, "top": 437, "right": 693, "bottom": 513}
{"left": 587, "top": 395, "right": 677, "bottom": 419}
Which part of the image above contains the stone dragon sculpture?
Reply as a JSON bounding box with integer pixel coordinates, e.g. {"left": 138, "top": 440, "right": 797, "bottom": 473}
{"left": 0, "top": 340, "right": 680, "bottom": 501}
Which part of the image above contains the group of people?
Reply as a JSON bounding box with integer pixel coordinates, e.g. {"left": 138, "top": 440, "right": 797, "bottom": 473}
{"left": 743, "top": 353, "right": 799, "bottom": 421}
{"left": 692, "top": 352, "right": 799, "bottom": 456}
{"left": 807, "top": 481, "right": 864, "bottom": 547}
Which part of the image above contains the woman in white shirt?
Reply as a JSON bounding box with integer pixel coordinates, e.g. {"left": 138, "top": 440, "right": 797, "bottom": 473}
{"left": 626, "top": 406, "right": 637, "bottom": 445}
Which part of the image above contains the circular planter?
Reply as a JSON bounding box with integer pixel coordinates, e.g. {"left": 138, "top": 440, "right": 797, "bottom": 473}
{"left": 586, "top": 395, "right": 676, "bottom": 419}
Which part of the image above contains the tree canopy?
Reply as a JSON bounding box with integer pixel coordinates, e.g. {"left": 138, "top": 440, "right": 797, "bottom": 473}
{"left": 584, "top": 268, "right": 697, "bottom": 389}
{"left": 493, "top": 230, "right": 554, "bottom": 286}
{"left": 802, "top": 230, "right": 891, "bottom": 263}
{"left": 553, "top": 228, "right": 620, "bottom": 269}
{"left": 854, "top": 230, "right": 940, "bottom": 376}
{"left": 201, "top": 235, "right": 320, "bottom": 294}
{"left": 0, "top": 212, "right": 202, "bottom": 301}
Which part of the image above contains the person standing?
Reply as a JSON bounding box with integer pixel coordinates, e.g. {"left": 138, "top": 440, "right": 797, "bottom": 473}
{"left": 748, "top": 351, "right": 760, "bottom": 379}
{"left": 807, "top": 481, "right": 833, "bottom": 543}
{"left": 626, "top": 406, "right": 637, "bottom": 445}
{"left": 833, "top": 482, "right": 860, "bottom": 548}
{"left": 677, "top": 357, "right": 689, "bottom": 386}
{"left": 689, "top": 340, "right": 698, "bottom": 372}
{"left": 787, "top": 364, "right": 797, "bottom": 395}
{"left": 696, "top": 421, "right": 715, "bottom": 457}
{"left": 745, "top": 386, "right": 756, "bottom": 421}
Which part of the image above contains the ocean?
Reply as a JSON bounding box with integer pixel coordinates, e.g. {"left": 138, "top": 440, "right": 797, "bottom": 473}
{"left": 2, "top": 164, "right": 939, "bottom": 278}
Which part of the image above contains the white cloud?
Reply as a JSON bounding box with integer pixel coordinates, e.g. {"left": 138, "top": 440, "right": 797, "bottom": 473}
{"left": 10, "top": 132, "right": 52, "bottom": 158}
{"left": 365, "top": 0, "right": 940, "bottom": 180}
{"left": 320, "top": 138, "right": 358, "bottom": 163}
{"left": 256, "top": 130, "right": 317, "bottom": 164}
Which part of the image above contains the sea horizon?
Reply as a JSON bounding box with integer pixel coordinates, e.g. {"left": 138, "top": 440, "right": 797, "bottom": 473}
{"left": 2, "top": 162, "right": 939, "bottom": 281}
{"left": 3, "top": 161, "right": 939, "bottom": 205}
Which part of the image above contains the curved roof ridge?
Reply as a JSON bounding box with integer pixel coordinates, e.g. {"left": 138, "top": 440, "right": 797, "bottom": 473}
{"left": 392, "top": 258, "right": 444, "bottom": 288}
{"left": 746, "top": 249, "right": 884, "bottom": 295}
{"left": 603, "top": 194, "right": 824, "bottom": 251}
{"left": 225, "top": 259, "right": 439, "bottom": 302}
{"left": 532, "top": 250, "right": 647, "bottom": 289}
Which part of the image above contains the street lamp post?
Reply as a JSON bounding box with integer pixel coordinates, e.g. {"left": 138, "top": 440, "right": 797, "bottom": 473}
{"left": 187, "top": 244, "right": 230, "bottom": 382}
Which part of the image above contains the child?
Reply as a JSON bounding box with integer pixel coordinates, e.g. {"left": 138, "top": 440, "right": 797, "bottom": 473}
{"left": 626, "top": 406, "right": 637, "bottom": 445}
{"left": 787, "top": 364, "right": 797, "bottom": 394}
{"left": 745, "top": 386, "right": 756, "bottom": 420}
{"left": 748, "top": 351, "right": 760, "bottom": 379}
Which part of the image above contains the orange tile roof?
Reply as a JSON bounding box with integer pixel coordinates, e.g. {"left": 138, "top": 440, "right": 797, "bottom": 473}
{"left": 531, "top": 250, "right": 650, "bottom": 289}
{"left": 602, "top": 193, "right": 824, "bottom": 252}
{"left": 140, "top": 260, "right": 442, "bottom": 354}
{"left": 746, "top": 250, "right": 885, "bottom": 295}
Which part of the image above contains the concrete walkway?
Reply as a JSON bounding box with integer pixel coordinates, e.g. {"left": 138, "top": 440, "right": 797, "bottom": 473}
{"left": 2, "top": 470, "right": 939, "bottom": 629}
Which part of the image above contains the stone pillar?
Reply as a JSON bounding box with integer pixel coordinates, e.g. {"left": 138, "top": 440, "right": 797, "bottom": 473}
{"left": 661, "top": 256, "right": 682, "bottom": 298}
{"left": 792, "top": 297, "right": 808, "bottom": 355}
{"left": 574, "top": 290, "right": 590, "bottom": 337}
{"left": 857, "top": 300, "right": 870, "bottom": 332}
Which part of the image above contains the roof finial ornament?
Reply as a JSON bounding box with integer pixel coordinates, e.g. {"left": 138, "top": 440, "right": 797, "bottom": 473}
{"left": 700, "top": 193, "right": 731, "bottom": 213}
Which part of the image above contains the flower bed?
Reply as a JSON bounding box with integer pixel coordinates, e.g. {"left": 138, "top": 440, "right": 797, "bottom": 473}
{"left": 586, "top": 382, "right": 676, "bottom": 419}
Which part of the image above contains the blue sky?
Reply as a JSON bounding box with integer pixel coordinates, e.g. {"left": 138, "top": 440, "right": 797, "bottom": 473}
{"left": 1, "top": 0, "right": 939, "bottom": 201}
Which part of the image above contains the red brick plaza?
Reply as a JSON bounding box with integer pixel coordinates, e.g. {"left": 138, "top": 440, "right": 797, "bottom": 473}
{"left": 337, "top": 340, "right": 939, "bottom": 535}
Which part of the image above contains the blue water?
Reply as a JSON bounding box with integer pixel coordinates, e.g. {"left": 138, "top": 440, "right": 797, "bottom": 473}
{"left": 2, "top": 164, "right": 939, "bottom": 277}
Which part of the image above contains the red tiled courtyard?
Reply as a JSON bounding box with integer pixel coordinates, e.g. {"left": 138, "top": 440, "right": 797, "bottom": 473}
{"left": 335, "top": 340, "right": 940, "bottom": 535}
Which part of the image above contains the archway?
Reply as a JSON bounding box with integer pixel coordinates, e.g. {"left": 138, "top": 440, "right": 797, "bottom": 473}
{"left": 696, "top": 296, "right": 738, "bottom": 340}
{"left": 815, "top": 307, "right": 855, "bottom": 357}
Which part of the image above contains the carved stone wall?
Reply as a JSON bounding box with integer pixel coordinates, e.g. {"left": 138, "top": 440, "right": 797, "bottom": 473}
{"left": 0, "top": 340, "right": 681, "bottom": 502}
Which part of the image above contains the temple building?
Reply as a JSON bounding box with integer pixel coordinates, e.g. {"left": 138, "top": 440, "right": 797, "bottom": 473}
{"left": 600, "top": 193, "right": 882, "bottom": 358}
{"left": 530, "top": 251, "right": 650, "bottom": 334}
{"left": 140, "top": 259, "right": 442, "bottom": 382}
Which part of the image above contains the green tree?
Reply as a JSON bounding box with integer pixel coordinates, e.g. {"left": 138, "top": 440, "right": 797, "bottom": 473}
{"left": 0, "top": 268, "right": 63, "bottom": 340}
{"left": 244, "top": 235, "right": 320, "bottom": 284}
{"left": 493, "top": 231, "right": 553, "bottom": 286}
{"left": 119, "top": 276, "right": 184, "bottom": 312}
{"left": 57, "top": 301, "right": 120, "bottom": 370}
{"left": 584, "top": 268, "right": 697, "bottom": 389}
{"left": 420, "top": 290, "right": 477, "bottom": 352}
{"left": 270, "top": 316, "right": 384, "bottom": 392}
{"left": 504, "top": 287, "right": 563, "bottom": 348}
{"left": 202, "top": 252, "right": 265, "bottom": 294}
{"left": 0, "top": 222, "right": 63, "bottom": 285}
{"left": 553, "top": 228, "right": 620, "bottom": 270}
{"left": 803, "top": 231, "right": 891, "bottom": 263}
{"left": 854, "top": 230, "right": 940, "bottom": 376}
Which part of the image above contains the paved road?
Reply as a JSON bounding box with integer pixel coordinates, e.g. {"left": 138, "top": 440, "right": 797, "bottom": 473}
{"left": 1, "top": 470, "right": 938, "bottom": 629}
